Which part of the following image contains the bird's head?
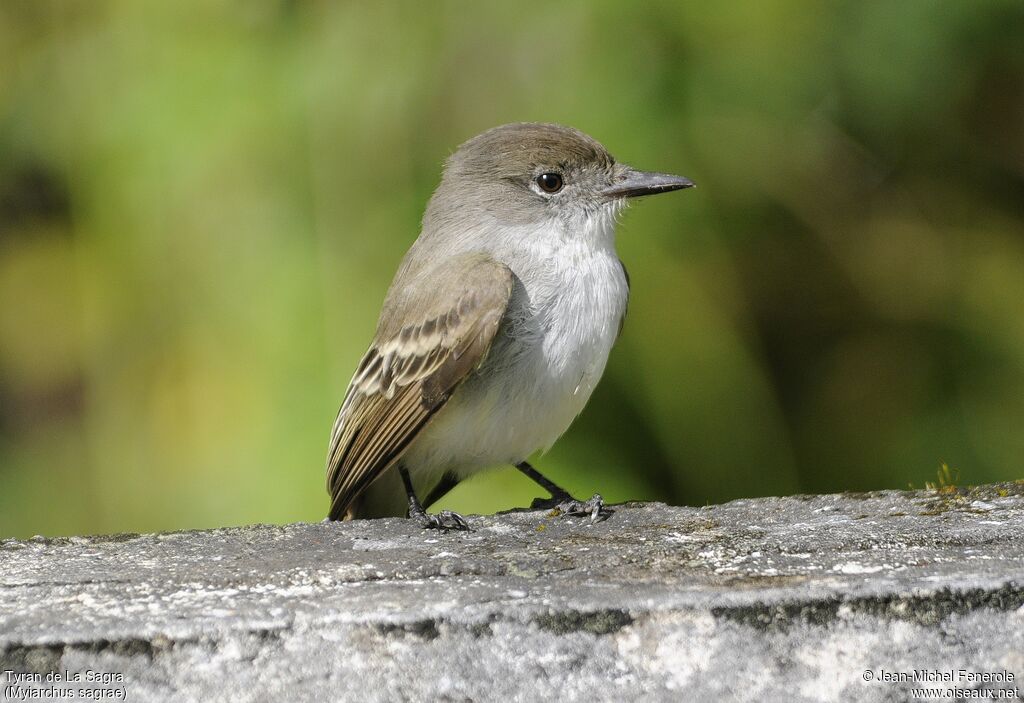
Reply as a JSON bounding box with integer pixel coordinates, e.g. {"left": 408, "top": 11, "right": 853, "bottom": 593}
{"left": 424, "top": 123, "right": 693, "bottom": 236}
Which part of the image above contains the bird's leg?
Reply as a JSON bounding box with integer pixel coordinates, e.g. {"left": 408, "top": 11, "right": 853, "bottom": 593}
{"left": 400, "top": 466, "right": 470, "bottom": 531}
{"left": 515, "top": 461, "right": 607, "bottom": 522}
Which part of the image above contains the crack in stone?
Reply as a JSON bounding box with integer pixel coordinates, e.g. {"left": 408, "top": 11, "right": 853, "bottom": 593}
{"left": 0, "top": 628, "right": 289, "bottom": 672}
{"left": 711, "top": 582, "right": 1024, "bottom": 631}
{"left": 0, "top": 636, "right": 193, "bottom": 672}
{"left": 532, "top": 609, "right": 634, "bottom": 635}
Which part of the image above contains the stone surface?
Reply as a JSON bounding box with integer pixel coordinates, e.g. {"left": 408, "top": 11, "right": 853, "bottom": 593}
{"left": 2, "top": 484, "right": 1023, "bottom": 702}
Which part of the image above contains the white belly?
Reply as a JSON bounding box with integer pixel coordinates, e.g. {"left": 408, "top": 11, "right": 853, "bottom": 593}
{"left": 402, "top": 236, "right": 629, "bottom": 483}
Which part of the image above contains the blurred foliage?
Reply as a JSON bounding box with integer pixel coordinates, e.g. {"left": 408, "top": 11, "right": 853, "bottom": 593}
{"left": 1, "top": 1, "right": 1023, "bottom": 538}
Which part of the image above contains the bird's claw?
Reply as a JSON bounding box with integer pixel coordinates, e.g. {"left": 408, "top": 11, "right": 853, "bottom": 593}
{"left": 555, "top": 493, "right": 607, "bottom": 523}
{"left": 531, "top": 493, "right": 609, "bottom": 523}
{"left": 413, "top": 509, "right": 471, "bottom": 531}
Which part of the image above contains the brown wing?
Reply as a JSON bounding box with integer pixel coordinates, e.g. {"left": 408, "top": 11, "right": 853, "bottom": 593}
{"left": 325, "top": 253, "right": 514, "bottom": 520}
{"left": 616, "top": 258, "right": 630, "bottom": 340}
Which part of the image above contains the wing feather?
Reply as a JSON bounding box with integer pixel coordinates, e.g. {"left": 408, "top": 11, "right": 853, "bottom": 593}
{"left": 326, "top": 253, "right": 514, "bottom": 520}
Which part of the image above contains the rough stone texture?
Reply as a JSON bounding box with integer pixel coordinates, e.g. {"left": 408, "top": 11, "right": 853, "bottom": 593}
{"left": 2, "top": 484, "right": 1023, "bottom": 702}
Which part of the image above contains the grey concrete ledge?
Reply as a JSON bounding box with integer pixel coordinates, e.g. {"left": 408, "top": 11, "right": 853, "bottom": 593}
{"left": 2, "top": 484, "right": 1023, "bottom": 702}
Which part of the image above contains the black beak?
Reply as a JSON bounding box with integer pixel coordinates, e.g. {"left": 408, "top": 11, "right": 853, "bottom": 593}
{"left": 602, "top": 168, "right": 695, "bottom": 199}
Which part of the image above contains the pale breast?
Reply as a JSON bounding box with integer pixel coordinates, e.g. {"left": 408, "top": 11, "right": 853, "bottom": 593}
{"left": 402, "top": 233, "right": 629, "bottom": 481}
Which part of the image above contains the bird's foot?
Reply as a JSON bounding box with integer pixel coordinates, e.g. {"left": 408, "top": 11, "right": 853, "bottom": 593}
{"left": 410, "top": 507, "right": 471, "bottom": 531}
{"left": 531, "top": 493, "right": 609, "bottom": 523}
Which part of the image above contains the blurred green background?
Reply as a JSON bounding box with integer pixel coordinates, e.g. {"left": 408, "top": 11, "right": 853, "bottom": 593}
{"left": 2, "top": 1, "right": 1023, "bottom": 538}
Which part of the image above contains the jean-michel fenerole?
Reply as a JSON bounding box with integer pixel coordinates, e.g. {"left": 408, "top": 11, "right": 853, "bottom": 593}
{"left": 875, "top": 669, "right": 1015, "bottom": 684}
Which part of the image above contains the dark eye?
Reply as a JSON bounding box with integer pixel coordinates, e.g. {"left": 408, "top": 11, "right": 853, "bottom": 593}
{"left": 536, "top": 172, "right": 564, "bottom": 193}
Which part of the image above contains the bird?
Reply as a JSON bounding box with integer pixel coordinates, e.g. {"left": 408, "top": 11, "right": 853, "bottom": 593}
{"left": 325, "top": 122, "right": 693, "bottom": 529}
